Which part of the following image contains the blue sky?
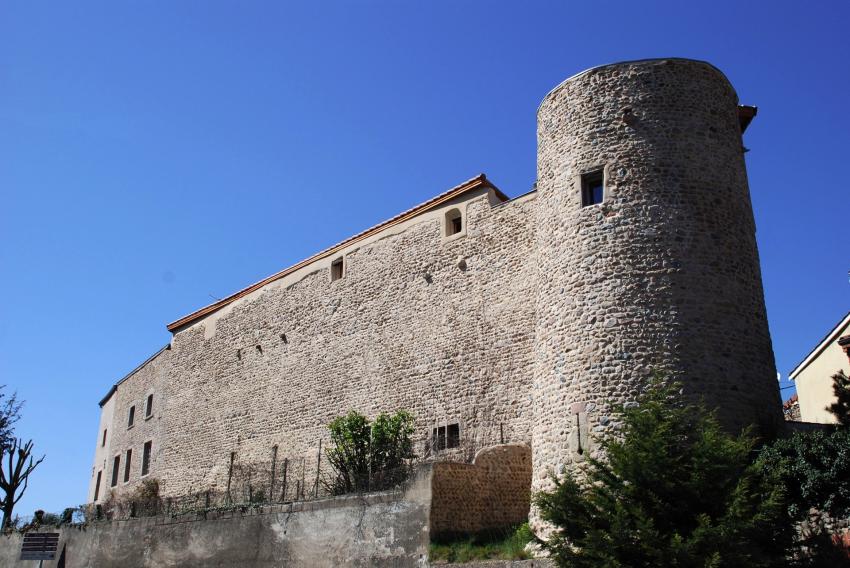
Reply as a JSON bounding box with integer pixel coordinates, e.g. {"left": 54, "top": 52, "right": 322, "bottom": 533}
{"left": 1, "top": 1, "right": 847, "bottom": 514}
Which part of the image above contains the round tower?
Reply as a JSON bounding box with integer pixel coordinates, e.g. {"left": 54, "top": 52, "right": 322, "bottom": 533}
{"left": 531, "top": 59, "right": 782, "bottom": 494}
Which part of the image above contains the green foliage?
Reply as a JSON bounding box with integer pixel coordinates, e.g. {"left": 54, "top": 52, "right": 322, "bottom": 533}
{"left": 429, "top": 523, "right": 534, "bottom": 563}
{"left": 0, "top": 386, "right": 22, "bottom": 452}
{"left": 534, "top": 379, "right": 793, "bottom": 568}
{"left": 757, "top": 427, "right": 850, "bottom": 566}
{"left": 325, "top": 410, "right": 415, "bottom": 494}
{"left": 827, "top": 370, "right": 850, "bottom": 426}
{"left": 757, "top": 427, "right": 850, "bottom": 520}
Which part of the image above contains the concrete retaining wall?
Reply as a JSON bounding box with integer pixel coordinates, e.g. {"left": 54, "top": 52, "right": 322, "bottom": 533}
{"left": 1, "top": 468, "right": 432, "bottom": 568}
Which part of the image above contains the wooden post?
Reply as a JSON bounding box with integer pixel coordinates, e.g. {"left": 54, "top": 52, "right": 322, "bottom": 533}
{"left": 270, "top": 445, "right": 278, "bottom": 501}
{"left": 281, "top": 458, "right": 289, "bottom": 502}
{"left": 226, "top": 452, "right": 235, "bottom": 503}
{"left": 300, "top": 458, "right": 305, "bottom": 500}
{"left": 314, "top": 440, "right": 322, "bottom": 498}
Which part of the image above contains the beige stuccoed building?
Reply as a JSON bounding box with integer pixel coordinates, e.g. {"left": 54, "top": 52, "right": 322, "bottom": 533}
{"left": 88, "top": 58, "right": 784, "bottom": 531}
{"left": 789, "top": 312, "right": 850, "bottom": 424}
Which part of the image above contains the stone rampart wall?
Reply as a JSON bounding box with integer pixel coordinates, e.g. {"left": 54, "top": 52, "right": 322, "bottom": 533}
{"left": 153, "top": 190, "right": 537, "bottom": 497}
{"left": 430, "top": 443, "right": 532, "bottom": 536}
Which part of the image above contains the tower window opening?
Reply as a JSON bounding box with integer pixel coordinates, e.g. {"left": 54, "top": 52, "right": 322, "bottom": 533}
{"left": 581, "top": 170, "right": 605, "bottom": 207}
{"left": 145, "top": 394, "right": 153, "bottom": 418}
{"left": 331, "top": 257, "right": 344, "bottom": 281}
{"left": 445, "top": 209, "right": 463, "bottom": 236}
{"left": 102, "top": 428, "right": 107, "bottom": 447}
{"left": 127, "top": 405, "right": 135, "bottom": 428}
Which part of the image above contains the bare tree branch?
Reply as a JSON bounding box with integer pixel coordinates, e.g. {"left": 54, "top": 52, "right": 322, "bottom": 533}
{"left": 1, "top": 438, "right": 45, "bottom": 528}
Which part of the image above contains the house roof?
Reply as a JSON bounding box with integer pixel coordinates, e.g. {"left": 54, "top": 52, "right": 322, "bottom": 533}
{"left": 789, "top": 311, "right": 850, "bottom": 380}
{"left": 166, "top": 174, "right": 505, "bottom": 333}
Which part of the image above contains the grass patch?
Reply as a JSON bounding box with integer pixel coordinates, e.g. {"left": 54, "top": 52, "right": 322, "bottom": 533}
{"left": 429, "top": 523, "right": 534, "bottom": 563}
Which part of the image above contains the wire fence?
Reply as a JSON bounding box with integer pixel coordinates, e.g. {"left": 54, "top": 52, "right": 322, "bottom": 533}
{"left": 8, "top": 422, "right": 518, "bottom": 530}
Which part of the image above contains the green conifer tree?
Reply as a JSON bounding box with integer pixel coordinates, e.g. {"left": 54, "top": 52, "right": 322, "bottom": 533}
{"left": 534, "top": 380, "right": 793, "bottom": 567}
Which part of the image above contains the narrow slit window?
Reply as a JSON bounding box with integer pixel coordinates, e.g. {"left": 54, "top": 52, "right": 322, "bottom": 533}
{"left": 102, "top": 429, "right": 107, "bottom": 447}
{"left": 127, "top": 405, "right": 135, "bottom": 428}
{"left": 141, "top": 441, "right": 152, "bottom": 476}
{"left": 581, "top": 170, "right": 605, "bottom": 207}
{"left": 124, "top": 449, "right": 132, "bottom": 483}
{"left": 331, "top": 257, "right": 344, "bottom": 281}
{"left": 145, "top": 394, "right": 153, "bottom": 418}
{"left": 445, "top": 209, "right": 463, "bottom": 236}
{"left": 111, "top": 456, "right": 120, "bottom": 487}
{"left": 94, "top": 471, "right": 102, "bottom": 501}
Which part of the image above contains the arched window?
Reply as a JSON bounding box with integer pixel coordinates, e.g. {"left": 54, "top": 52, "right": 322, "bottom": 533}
{"left": 445, "top": 208, "right": 463, "bottom": 237}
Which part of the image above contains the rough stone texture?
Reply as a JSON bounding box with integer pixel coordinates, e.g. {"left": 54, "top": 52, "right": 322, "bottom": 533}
{"left": 95, "top": 347, "right": 170, "bottom": 500}
{"left": 3, "top": 467, "right": 432, "bottom": 568}
{"left": 430, "top": 444, "right": 532, "bottom": 536}
{"left": 90, "top": 59, "right": 783, "bottom": 544}
{"left": 94, "top": 188, "right": 538, "bottom": 502}
{"left": 532, "top": 59, "right": 782, "bottom": 513}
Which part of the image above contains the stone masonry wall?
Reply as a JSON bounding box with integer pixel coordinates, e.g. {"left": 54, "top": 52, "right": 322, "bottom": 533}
{"left": 430, "top": 443, "right": 532, "bottom": 536}
{"left": 89, "top": 60, "right": 785, "bottom": 539}
{"left": 155, "top": 189, "right": 537, "bottom": 497}
{"left": 531, "top": 59, "right": 783, "bottom": 509}
{"left": 97, "top": 347, "right": 170, "bottom": 502}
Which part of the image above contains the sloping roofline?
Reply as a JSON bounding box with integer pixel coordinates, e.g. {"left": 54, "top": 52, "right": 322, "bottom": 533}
{"left": 99, "top": 344, "right": 171, "bottom": 406}
{"left": 789, "top": 311, "right": 850, "bottom": 380}
{"left": 166, "top": 174, "right": 506, "bottom": 333}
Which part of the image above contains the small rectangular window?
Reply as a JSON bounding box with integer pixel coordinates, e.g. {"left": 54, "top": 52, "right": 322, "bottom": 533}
{"left": 94, "top": 471, "right": 102, "bottom": 501}
{"left": 145, "top": 394, "right": 153, "bottom": 418}
{"left": 111, "top": 456, "right": 120, "bottom": 487}
{"left": 141, "top": 441, "right": 152, "bottom": 476}
{"left": 581, "top": 170, "right": 604, "bottom": 207}
{"left": 432, "top": 426, "right": 446, "bottom": 451}
{"left": 124, "top": 449, "right": 132, "bottom": 483}
{"left": 431, "top": 423, "right": 461, "bottom": 452}
{"left": 447, "top": 423, "right": 460, "bottom": 449}
{"left": 331, "top": 257, "right": 344, "bottom": 281}
{"left": 102, "top": 429, "right": 107, "bottom": 447}
{"left": 128, "top": 406, "right": 135, "bottom": 428}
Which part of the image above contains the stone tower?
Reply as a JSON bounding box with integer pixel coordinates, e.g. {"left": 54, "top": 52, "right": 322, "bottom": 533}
{"left": 531, "top": 59, "right": 782, "bottom": 493}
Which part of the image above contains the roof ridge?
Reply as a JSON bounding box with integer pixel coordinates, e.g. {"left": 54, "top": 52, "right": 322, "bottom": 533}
{"left": 166, "top": 174, "right": 502, "bottom": 332}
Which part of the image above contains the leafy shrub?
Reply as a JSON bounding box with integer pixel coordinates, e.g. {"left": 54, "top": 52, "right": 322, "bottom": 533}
{"left": 324, "top": 410, "right": 414, "bottom": 494}
{"left": 534, "top": 379, "right": 793, "bottom": 567}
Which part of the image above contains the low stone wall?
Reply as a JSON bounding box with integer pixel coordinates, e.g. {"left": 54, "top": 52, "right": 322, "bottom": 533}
{"left": 430, "top": 444, "right": 532, "bottom": 536}
{"left": 0, "top": 467, "right": 432, "bottom": 568}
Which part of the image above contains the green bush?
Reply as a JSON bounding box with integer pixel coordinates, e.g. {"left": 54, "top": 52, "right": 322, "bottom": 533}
{"left": 534, "top": 379, "right": 793, "bottom": 567}
{"left": 756, "top": 427, "right": 850, "bottom": 566}
{"left": 324, "top": 410, "right": 415, "bottom": 494}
